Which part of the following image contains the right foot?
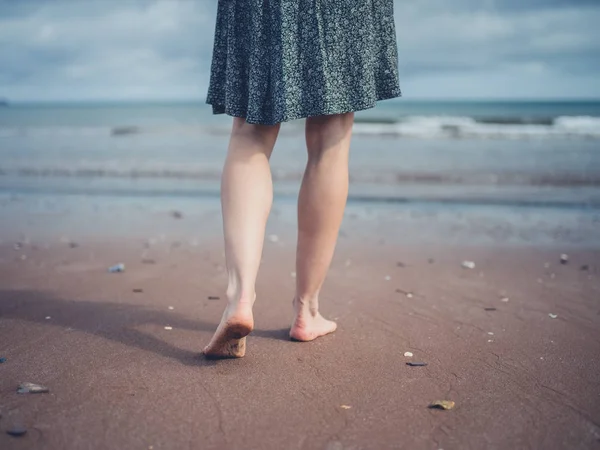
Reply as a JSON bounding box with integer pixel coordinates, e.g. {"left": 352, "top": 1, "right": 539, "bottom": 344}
{"left": 203, "top": 301, "right": 254, "bottom": 359}
{"left": 290, "top": 299, "right": 337, "bottom": 342}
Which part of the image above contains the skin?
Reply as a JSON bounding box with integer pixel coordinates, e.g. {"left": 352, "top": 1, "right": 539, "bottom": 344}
{"left": 203, "top": 113, "right": 354, "bottom": 359}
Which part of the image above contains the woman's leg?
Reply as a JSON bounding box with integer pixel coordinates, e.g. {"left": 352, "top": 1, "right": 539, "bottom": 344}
{"left": 290, "top": 112, "right": 354, "bottom": 341}
{"left": 203, "top": 117, "right": 281, "bottom": 358}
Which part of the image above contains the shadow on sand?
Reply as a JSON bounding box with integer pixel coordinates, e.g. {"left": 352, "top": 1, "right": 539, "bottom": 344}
{"left": 0, "top": 289, "right": 291, "bottom": 366}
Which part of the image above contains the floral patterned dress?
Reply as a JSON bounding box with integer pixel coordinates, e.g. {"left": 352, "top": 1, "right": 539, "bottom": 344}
{"left": 206, "top": 0, "right": 401, "bottom": 125}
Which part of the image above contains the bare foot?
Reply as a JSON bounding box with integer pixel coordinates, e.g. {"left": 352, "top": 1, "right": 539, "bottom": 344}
{"left": 290, "top": 298, "right": 337, "bottom": 342}
{"left": 203, "top": 301, "right": 254, "bottom": 359}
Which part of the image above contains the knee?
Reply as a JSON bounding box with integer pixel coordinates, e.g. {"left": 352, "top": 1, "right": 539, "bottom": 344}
{"left": 305, "top": 113, "right": 354, "bottom": 159}
{"left": 232, "top": 117, "right": 280, "bottom": 146}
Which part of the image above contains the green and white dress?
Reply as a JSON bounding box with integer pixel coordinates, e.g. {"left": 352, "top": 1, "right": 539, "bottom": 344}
{"left": 206, "top": 0, "right": 401, "bottom": 125}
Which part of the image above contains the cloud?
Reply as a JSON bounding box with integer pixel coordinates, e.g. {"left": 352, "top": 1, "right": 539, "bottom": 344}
{"left": 0, "top": 0, "right": 598, "bottom": 100}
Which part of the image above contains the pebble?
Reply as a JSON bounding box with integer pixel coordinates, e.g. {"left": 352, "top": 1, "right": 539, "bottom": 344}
{"left": 267, "top": 234, "right": 279, "bottom": 243}
{"left": 291, "top": 272, "right": 296, "bottom": 278}
{"left": 429, "top": 400, "right": 455, "bottom": 410}
{"left": 164, "top": 326, "right": 173, "bottom": 330}
{"left": 487, "top": 339, "right": 494, "bottom": 343}
{"left": 501, "top": 297, "right": 509, "bottom": 302}
{"left": 133, "top": 288, "right": 143, "bottom": 293}
{"left": 208, "top": 296, "right": 220, "bottom": 300}
{"left": 340, "top": 405, "right": 352, "bottom": 410}
{"left": 384, "top": 275, "right": 391, "bottom": 281}
{"left": 484, "top": 307, "right": 497, "bottom": 311}
{"left": 108, "top": 263, "right": 125, "bottom": 273}
{"left": 0, "top": 357, "right": 6, "bottom": 363}
{"left": 580, "top": 265, "right": 589, "bottom": 271}
{"left": 45, "top": 316, "right": 51, "bottom": 320}
{"left": 168, "top": 306, "right": 174, "bottom": 310}
{"left": 406, "top": 362, "right": 428, "bottom": 367}
{"left": 461, "top": 261, "right": 476, "bottom": 269}
{"left": 488, "top": 332, "right": 494, "bottom": 335}
{"left": 560, "top": 254, "right": 569, "bottom": 265}
{"left": 17, "top": 382, "right": 49, "bottom": 394}
{"left": 171, "top": 211, "right": 183, "bottom": 219}
{"left": 548, "top": 313, "right": 558, "bottom": 319}
{"left": 404, "top": 352, "right": 413, "bottom": 357}
{"left": 406, "top": 293, "right": 413, "bottom": 298}
{"left": 6, "top": 426, "right": 27, "bottom": 437}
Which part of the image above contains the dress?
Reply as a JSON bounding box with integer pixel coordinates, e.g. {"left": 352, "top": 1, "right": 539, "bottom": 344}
{"left": 206, "top": 0, "right": 401, "bottom": 125}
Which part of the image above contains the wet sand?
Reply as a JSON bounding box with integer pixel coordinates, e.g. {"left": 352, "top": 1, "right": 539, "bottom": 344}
{"left": 1, "top": 233, "right": 599, "bottom": 449}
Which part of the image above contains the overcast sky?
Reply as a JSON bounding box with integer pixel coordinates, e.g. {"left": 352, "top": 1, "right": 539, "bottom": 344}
{"left": 0, "top": 0, "right": 598, "bottom": 101}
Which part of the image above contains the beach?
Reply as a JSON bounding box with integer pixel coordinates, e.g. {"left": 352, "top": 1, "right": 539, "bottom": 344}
{"left": 1, "top": 101, "right": 600, "bottom": 449}
{"left": 1, "top": 195, "right": 600, "bottom": 449}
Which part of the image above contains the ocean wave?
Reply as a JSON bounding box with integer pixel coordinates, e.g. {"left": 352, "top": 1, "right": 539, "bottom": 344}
{"left": 0, "top": 115, "right": 599, "bottom": 140}
{"left": 352, "top": 115, "right": 600, "bottom": 139}
{"left": 3, "top": 166, "right": 600, "bottom": 187}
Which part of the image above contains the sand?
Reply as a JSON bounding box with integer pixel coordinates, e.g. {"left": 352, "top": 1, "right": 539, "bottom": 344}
{"left": 1, "top": 234, "right": 599, "bottom": 450}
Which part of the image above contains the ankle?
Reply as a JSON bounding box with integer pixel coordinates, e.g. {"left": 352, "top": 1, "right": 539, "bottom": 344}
{"left": 293, "top": 295, "right": 319, "bottom": 317}
{"left": 226, "top": 287, "right": 256, "bottom": 306}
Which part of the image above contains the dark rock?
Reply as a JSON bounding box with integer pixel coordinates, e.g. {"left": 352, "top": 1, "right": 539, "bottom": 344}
{"left": 7, "top": 426, "right": 27, "bottom": 437}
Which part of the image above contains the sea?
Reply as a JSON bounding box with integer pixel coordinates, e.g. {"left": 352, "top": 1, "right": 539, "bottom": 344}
{"left": 1, "top": 99, "right": 600, "bottom": 246}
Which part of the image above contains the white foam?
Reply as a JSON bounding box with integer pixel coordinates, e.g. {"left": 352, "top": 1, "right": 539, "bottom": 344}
{"left": 353, "top": 115, "right": 600, "bottom": 139}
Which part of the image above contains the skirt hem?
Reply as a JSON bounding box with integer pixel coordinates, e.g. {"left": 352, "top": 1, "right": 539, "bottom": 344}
{"left": 206, "top": 90, "right": 402, "bottom": 126}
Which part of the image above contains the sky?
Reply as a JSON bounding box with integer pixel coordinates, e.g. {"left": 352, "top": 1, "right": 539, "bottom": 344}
{"left": 0, "top": 0, "right": 599, "bottom": 102}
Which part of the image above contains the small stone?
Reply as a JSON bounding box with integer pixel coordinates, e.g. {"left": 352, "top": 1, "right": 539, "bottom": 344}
{"left": 404, "top": 352, "right": 413, "bottom": 357}
{"left": 345, "top": 259, "right": 351, "bottom": 267}
{"left": 406, "top": 362, "right": 428, "bottom": 367}
{"left": 428, "top": 258, "right": 434, "bottom": 264}
{"left": 267, "top": 234, "right": 279, "bottom": 243}
{"left": 290, "top": 272, "right": 296, "bottom": 278}
{"left": 0, "top": 357, "right": 6, "bottom": 363}
{"left": 69, "top": 242, "right": 79, "bottom": 248}
{"left": 501, "top": 297, "right": 509, "bottom": 302}
{"left": 544, "top": 262, "right": 551, "bottom": 269}
{"left": 406, "top": 293, "right": 413, "bottom": 298}
{"left": 20, "top": 255, "right": 26, "bottom": 260}
{"left": 164, "top": 326, "right": 173, "bottom": 330}
{"left": 168, "top": 306, "right": 174, "bottom": 310}
{"left": 340, "top": 405, "right": 352, "bottom": 410}
{"left": 580, "top": 265, "right": 589, "bottom": 271}
{"left": 7, "top": 426, "right": 27, "bottom": 437}
{"left": 208, "top": 296, "right": 220, "bottom": 300}
{"left": 108, "top": 263, "right": 125, "bottom": 273}
{"left": 45, "top": 316, "right": 51, "bottom": 320}
{"left": 384, "top": 275, "right": 391, "bottom": 281}
{"left": 397, "top": 262, "right": 406, "bottom": 268}
{"left": 488, "top": 332, "right": 494, "bottom": 336}
{"left": 488, "top": 339, "right": 494, "bottom": 343}
{"left": 560, "top": 254, "right": 568, "bottom": 265}
{"left": 133, "top": 288, "right": 143, "bottom": 293}
{"left": 548, "top": 313, "right": 558, "bottom": 319}
{"left": 461, "top": 261, "right": 476, "bottom": 269}
{"left": 13, "top": 243, "right": 22, "bottom": 250}
{"left": 429, "top": 400, "right": 455, "bottom": 410}
{"left": 171, "top": 210, "right": 183, "bottom": 219}
{"left": 484, "top": 307, "right": 497, "bottom": 311}
{"left": 17, "top": 382, "right": 49, "bottom": 394}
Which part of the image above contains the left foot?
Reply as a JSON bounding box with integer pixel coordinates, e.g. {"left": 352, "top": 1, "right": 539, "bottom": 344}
{"left": 203, "top": 300, "right": 254, "bottom": 359}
